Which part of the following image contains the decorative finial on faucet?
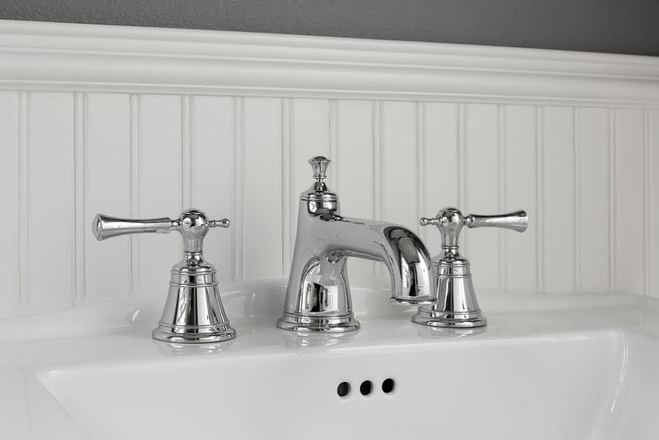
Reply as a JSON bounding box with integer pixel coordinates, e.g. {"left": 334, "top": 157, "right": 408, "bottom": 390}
{"left": 309, "top": 156, "right": 330, "bottom": 192}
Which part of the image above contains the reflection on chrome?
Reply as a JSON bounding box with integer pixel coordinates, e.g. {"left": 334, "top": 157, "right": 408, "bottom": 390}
{"left": 415, "top": 324, "right": 487, "bottom": 339}
{"left": 157, "top": 339, "right": 235, "bottom": 356}
{"left": 280, "top": 330, "right": 356, "bottom": 348}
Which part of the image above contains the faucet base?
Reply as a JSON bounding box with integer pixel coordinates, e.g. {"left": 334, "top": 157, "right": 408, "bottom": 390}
{"left": 152, "top": 323, "right": 236, "bottom": 344}
{"left": 411, "top": 307, "right": 487, "bottom": 328}
{"left": 153, "top": 271, "right": 237, "bottom": 344}
{"left": 412, "top": 257, "right": 486, "bottom": 329}
{"left": 390, "top": 296, "right": 435, "bottom": 305}
{"left": 277, "top": 312, "right": 360, "bottom": 333}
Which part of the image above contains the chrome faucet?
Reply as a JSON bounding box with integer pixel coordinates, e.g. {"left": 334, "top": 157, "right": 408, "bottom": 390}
{"left": 92, "top": 209, "right": 237, "bottom": 344}
{"left": 413, "top": 207, "right": 528, "bottom": 328}
{"left": 277, "top": 156, "right": 435, "bottom": 333}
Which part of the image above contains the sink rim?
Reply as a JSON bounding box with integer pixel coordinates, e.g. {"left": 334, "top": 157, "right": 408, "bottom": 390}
{"left": 0, "top": 277, "right": 646, "bottom": 343}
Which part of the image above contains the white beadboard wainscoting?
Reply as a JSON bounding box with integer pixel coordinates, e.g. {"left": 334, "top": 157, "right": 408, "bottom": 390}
{"left": 0, "top": 20, "right": 658, "bottom": 317}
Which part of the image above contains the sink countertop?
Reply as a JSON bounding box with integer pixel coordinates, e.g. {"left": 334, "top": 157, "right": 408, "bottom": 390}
{"left": 0, "top": 280, "right": 654, "bottom": 370}
{"left": 2, "top": 279, "right": 659, "bottom": 440}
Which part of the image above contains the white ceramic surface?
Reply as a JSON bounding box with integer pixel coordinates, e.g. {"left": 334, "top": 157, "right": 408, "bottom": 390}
{"left": 1, "top": 279, "right": 658, "bottom": 439}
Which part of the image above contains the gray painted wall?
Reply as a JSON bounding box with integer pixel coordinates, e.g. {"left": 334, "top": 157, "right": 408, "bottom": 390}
{"left": 1, "top": 0, "right": 658, "bottom": 56}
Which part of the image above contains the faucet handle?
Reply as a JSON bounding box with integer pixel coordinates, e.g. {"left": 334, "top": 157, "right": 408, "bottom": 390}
{"left": 420, "top": 207, "right": 527, "bottom": 250}
{"left": 93, "top": 209, "right": 235, "bottom": 344}
{"left": 416, "top": 208, "right": 526, "bottom": 329}
{"left": 464, "top": 210, "right": 528, "bottom": 232}
{"left": 92, "top": 209, "right": 230, "bottom": 253}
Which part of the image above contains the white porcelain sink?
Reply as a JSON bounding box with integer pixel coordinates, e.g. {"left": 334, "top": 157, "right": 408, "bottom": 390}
{"left": 2, "top": 280, "right": 659, "bottom": 439}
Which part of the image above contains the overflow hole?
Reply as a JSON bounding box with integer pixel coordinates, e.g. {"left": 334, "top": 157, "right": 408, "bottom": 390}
{"left": 337, "top": 381, "right": 350, "bottom": 397}
{"left": 359, "top": 380, "right": 373, "bottom": 396}
{"left": 382, "top": 378, "right": 396, "bottom": 394}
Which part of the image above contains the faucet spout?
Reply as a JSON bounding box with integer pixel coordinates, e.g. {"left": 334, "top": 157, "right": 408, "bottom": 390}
{"left": 278, "top": 156, "right": 435, "bottom": 333}
{"left": 318, "top": 215, "right": 435, "bottom": 304}
{"left": 279, "top": 210, "right": 435, "bottom": 333}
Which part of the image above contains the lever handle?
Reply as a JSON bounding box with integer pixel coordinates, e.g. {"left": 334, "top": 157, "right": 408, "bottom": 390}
{"left": 92, "top": 209, "right": 229, "bottom": 253}
{"left": 465, "top": 210, "right": 528, "bottom": 233}
{"left": 420, "top": 207, "right": 528, "bottom": 250}
{"left": 93, "top": 215, "right": 174, "bottom": 241}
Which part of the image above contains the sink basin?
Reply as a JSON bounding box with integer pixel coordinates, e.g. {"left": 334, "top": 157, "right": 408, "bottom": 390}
{"left": 3, "top": 280, "right": 659, "bottom": 439}
{"left": 43, "top": 330, "right": 620, "bottom": 440}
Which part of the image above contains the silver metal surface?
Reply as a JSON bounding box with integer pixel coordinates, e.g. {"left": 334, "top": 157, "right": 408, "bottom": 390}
{"left": 93, "top": 209, "right": 236, "bottom": 344}
{"left": 278, "top": 156, "right": 435, "bottom": 333}
{"left": 413, "top": 207, "right": 528, "bottom": 328}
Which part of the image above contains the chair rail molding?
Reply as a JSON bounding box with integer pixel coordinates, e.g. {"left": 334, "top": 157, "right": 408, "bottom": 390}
{"left": 0, "top": 19, "right": 658, "bottom": 318}
{"left": 0, "top": 20, "right": 659, "bottom": 106}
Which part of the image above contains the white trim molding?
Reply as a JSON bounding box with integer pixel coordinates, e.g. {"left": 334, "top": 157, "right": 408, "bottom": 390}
{"left": 0, "top": 20, "right": 659, "bottom": 106}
